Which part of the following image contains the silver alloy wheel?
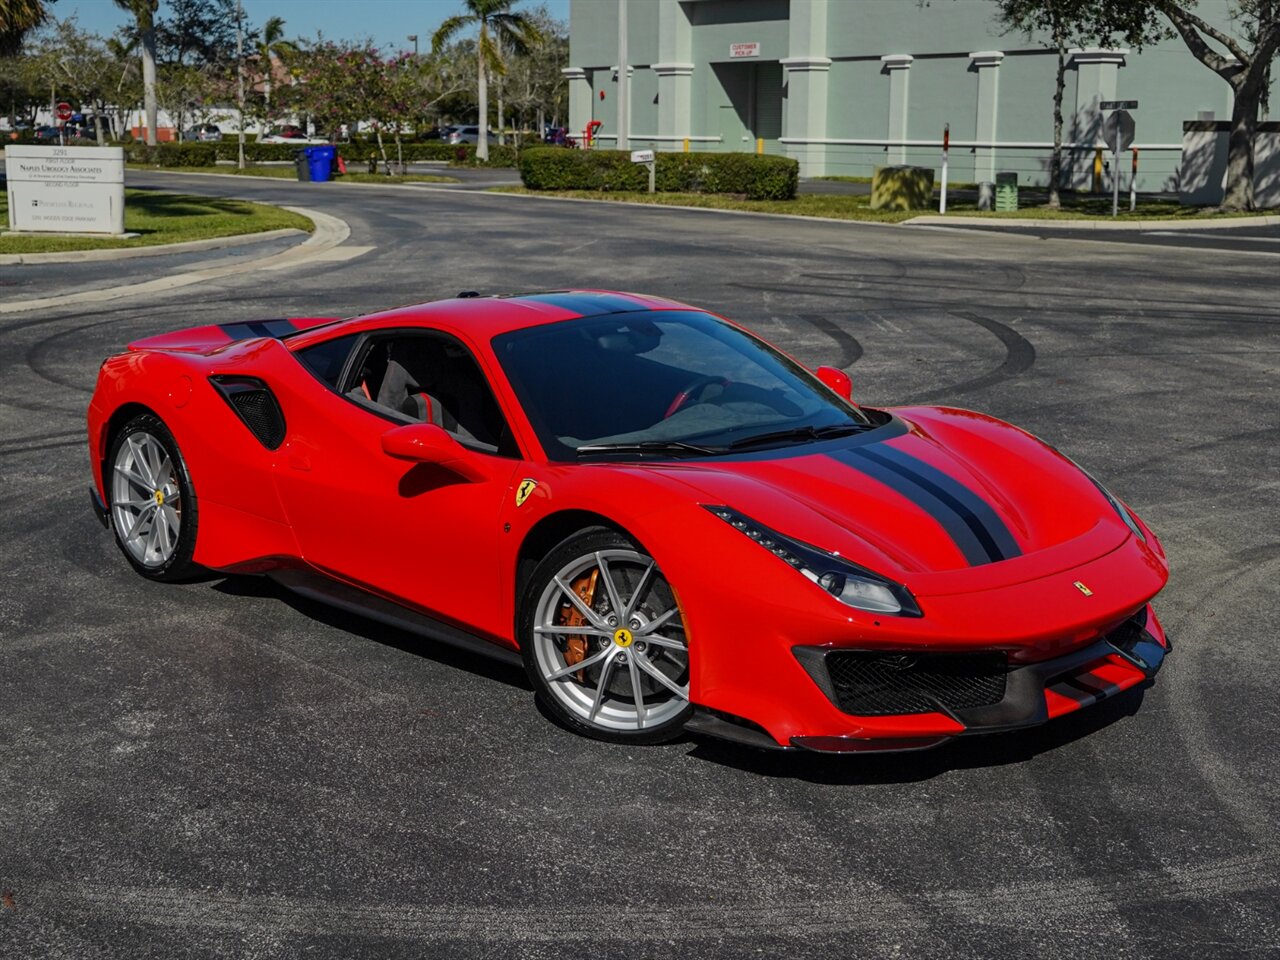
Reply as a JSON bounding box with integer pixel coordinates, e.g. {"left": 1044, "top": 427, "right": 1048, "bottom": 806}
{"left": 532, "top": 548, "right": 690, "bottom": 732}
{"left": 111, "top": 430, "right": 182, "bottom": 568}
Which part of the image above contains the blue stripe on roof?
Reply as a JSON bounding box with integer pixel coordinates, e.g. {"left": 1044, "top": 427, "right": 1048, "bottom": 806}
{"left": 514, "top": 292, "right": 650, "bottom": 317}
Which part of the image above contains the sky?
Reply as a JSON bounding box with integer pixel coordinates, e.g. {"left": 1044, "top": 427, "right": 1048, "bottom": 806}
{"left": 59, "top": 0, "right": 570, "bottom": 52}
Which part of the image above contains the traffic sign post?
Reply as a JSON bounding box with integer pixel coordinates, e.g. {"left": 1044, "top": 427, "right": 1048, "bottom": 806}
{"left": 1130, "top": 147, "right": 1139, "bottom": 212}
{"left": 939, "top": 123, "right": 950, "bottom": 214}
{"left": 55, "top": 101, "right": 72, "bottom": 146}
{"left": 1102, "top": 108, "right": 1136, "bottom": 217}
{"left": 631, "top": 148, "right": 655, "bottom": 193}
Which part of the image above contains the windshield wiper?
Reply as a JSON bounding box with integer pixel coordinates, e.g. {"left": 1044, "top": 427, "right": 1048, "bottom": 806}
{"left": 728, "top": 423, "right": 866, "bottom": 451}
{"left": 575, "top": 440, "right": 726, "bottom": 458}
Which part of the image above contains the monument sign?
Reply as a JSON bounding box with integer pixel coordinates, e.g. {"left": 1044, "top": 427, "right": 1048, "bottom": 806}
{"left": 5, "top": 145, "right": 126, "bottom": 235}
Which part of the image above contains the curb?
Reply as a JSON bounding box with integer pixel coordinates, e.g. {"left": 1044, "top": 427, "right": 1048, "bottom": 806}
{"left": 452, "top": 186, "right": 1280, "bottom": 234}
{"left": 0, "top": 207, "right": 358, "bottom": 315}
{"left": 0, "top": 227, "right": 306, "bottom": 265}
{"left": 451, "top": 187, "right": 906, "bottom": 230}
{"left": 129, "top": 169, "right": 471, "bottom": 190}
{"left": 904, "top": 213, "right": 1280, "bottom": 231}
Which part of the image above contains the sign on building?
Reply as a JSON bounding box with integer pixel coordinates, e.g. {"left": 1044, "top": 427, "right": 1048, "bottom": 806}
{"left": 5, "top": 145, "right": 126, "bottom": 235}
{"left": 729, "top": 42, "right": 760, "bottom": 58}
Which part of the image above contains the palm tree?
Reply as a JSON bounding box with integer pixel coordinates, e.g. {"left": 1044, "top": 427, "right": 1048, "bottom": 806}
{"left": 0, "top": 0, "right": 51, "bottom": 57}
{"left": 113, "top": 0, "right": 158, "bottom": 145}
{"left": 431, "top": 0, "right": 542, "bottom": 161}
{"left": 255, "top": 15, "right": 297, "bottom": 112}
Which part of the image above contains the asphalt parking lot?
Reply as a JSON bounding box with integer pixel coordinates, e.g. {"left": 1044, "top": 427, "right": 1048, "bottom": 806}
{"left": 2, "top": 172, "right": 1278, "bottom": 959}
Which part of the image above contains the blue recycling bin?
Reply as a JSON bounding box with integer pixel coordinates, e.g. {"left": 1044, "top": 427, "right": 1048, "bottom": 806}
{"left": 305, "top": 145, "right": 335, "bottom": 182}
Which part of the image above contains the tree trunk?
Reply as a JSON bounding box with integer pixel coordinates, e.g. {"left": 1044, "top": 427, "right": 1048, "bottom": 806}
{"left": 264, "top": 68, "right": 272, "bottom": 112}
{"left": 1221, "top": 72, "right": 1262, "bottom": 211}
{"left": 477, "top": 27, "right": 489, "bottom": 162}
{"left": 1048, "top": 24, "right": 1065, "bottom": 210}
{"left": 141, "top": 27, "right": 158, "bottom": 145}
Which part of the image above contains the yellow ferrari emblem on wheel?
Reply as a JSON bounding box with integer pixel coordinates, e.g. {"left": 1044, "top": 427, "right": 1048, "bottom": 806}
{"left": 515, "top": 478, "right": 538, "bottom": 507}
{"left": 154, "top": 490, "right": 165, "bottom": 506}
{"left": 613, "top": 628, "right": 634, "bottom": 647}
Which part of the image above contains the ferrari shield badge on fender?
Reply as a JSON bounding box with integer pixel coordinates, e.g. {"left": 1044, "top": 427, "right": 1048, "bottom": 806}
{"left": 1074, "top": 581, "right": 1093, "bottom": 596}
{"left": 515, "top": 478, "right": 538, "bottom": 507}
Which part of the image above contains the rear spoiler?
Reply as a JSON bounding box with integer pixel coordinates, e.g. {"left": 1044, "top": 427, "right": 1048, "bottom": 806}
{"left": 127, "top": 317, "right": 341, "bottom": 353}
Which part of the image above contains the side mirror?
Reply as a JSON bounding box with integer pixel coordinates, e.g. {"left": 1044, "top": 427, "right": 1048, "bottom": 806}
{"left": 381, "top": 423, "right": 485, "bottom": 480}
{"left": 815, "top": 365, "right": 853, "bottom": 402}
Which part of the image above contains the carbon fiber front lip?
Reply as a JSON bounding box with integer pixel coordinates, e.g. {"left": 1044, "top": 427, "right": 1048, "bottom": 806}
{"left": 792, "top": 618, "right": 1168, "bottom": 735}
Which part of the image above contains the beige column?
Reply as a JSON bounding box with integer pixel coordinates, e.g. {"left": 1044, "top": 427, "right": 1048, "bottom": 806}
{"left": 881, "top": 55, "right": 913, "bottom": 165}
{"left": 970, "top": 51, "right": 1004, "bottom": 183}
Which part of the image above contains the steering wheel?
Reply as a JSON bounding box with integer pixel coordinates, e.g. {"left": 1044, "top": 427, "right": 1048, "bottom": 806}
{"left": 664, "top": 376, "right": 730, "bottom": 419}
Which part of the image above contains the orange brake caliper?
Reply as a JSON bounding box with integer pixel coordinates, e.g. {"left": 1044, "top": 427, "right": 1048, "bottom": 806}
{"left": 560, "top": 569, "right": 600, "bottom": 682}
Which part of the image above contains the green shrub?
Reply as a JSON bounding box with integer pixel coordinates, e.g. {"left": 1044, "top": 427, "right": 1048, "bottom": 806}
{"left": 520, "top": 148, "right": 798, "bottom": 200}
{"left": 125, "top": 142, "right": 218, "bottom": 167}
{"left": 111, "top": 137, "right": 524, "bottom": 170}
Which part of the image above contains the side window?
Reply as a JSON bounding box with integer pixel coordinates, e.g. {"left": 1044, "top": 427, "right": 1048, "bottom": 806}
{"left": 346, "top": 332, "right": 519, "bottom": 459}
{"left": 295, "top": 333, "right": 360, "bottom": 387}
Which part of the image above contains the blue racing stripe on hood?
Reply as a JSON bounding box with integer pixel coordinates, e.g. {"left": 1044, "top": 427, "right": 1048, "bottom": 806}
{"left": 829, "top": 445, "right": 1022, "bottom": 566}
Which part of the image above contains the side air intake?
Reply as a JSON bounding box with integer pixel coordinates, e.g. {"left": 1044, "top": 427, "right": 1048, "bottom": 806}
{"left": 209, "top": 376, "right": 287, "bottom": 450}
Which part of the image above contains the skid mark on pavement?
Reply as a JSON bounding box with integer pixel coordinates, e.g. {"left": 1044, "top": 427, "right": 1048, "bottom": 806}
{"left": 800, "top": 314, "right": 863, "bottom": 368}
{"left": 906, "top": 311, "right": 1037, "bottom": 402}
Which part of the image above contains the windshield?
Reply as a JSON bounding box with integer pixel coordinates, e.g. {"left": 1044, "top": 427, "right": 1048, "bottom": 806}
{"left": 493, "top": 310, "right": 872, "bottom": 461}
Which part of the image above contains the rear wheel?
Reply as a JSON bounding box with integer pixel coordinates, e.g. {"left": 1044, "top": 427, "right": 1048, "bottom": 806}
{"left": 107, "top": 413, "right": 199, "bottom": 582}
{"left": 521, "top": 529, "right": 692, "bottom": 744}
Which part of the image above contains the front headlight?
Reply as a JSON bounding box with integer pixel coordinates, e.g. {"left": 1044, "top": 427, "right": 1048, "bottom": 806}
{"left": 704, "top": 506, "right": 922, "bottom": 617}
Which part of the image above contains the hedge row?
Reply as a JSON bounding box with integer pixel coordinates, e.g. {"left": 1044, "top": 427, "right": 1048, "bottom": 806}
{"left": 519, "top": 148, "right": 799, "bottom": 200}
{"left": 119, "top": 140, "right": 520, "bottom": 167}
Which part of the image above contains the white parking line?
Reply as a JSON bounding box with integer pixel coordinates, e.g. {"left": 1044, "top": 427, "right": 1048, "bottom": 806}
{"left": 1143, "top": 231, "right": 1280, "bottom": 243}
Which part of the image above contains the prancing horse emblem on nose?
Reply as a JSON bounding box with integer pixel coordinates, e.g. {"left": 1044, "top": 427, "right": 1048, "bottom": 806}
{"left": 1074, "top": 581, "right": 1093, "bottom": 597}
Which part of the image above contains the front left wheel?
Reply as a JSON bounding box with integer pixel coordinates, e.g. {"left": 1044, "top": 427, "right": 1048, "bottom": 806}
{"left": 106, "top": 413, "right": 199, "bottom": 582}
{"left": 520, "top": 528, "right": 692, "bottom": 744}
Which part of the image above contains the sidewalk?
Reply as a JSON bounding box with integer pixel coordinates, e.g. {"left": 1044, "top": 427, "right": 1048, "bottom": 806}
{"left": 0, "top": 208, "right": 359, "bottom": 315}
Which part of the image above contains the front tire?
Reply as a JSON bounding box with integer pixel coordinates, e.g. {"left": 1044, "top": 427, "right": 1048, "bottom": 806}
{"left": 106, "top": 413, "right": 200, "bottom": 582}
{"left": 520, "top": 528, "right": 692, "bottom": 744}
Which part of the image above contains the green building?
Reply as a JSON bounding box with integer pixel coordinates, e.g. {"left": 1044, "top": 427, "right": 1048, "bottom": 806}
{"left": 565, "top": 0, "right": 1278, "bottom": 191}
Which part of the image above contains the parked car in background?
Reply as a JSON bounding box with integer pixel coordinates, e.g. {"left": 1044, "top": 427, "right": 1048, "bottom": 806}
{"left": 183, "top": 124, "right": 221, "bottom": 142}
{"left": 32, "top": 126, "right": 62, "bottom": 141}
{"left": 446, "top": 125, "right": 496, "bottom": 145}
{"left": 260, "top": 124, "right": 328, "bottom": 145}
{"left": 542, "top": 127, "right": 577, "bottom": 148}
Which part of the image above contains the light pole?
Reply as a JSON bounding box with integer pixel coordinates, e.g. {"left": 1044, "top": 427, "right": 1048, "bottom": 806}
{"left": 236, "top": 0, "right": 245, "bottom": 170}
{"left": 408, "top": 34, "right": 418, "bottom": 58}
{"left": 616, "top": 0, "right": 628, "bottom": 152}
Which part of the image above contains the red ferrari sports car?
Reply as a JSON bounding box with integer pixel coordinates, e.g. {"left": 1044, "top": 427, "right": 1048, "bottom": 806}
{"left": 87, "top": 291, "right": 1170, "bottom": 752}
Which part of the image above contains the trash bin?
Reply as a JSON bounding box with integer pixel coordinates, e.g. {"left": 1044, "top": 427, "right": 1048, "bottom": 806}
{"left": 995, "top": 171, "right": 1018, "bottom": 211}
{"left": 294, "top": 149, "right": 311, "bottom": 182}
{"left": 305, "top": 145, "right": 334, "bottom": 183}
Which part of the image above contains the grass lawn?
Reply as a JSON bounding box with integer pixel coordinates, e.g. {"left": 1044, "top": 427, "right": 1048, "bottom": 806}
{"left": 492, "top": 186, "right": 1273, "bottom": 223}
{"left": 125, "top": 164, "right": 460, "bottom": 185}
{"left": 0, "top": 188, "right": 313, "bottom": 254}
